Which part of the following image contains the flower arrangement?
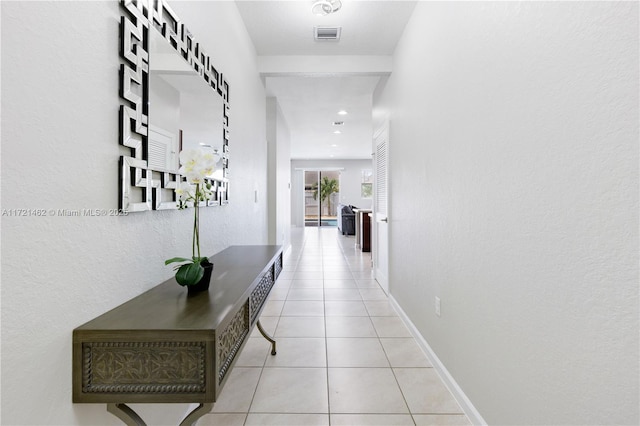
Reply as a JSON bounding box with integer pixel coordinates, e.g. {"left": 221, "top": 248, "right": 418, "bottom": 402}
{"left": 165, "top": 149, "right": 217, "bottom": 287}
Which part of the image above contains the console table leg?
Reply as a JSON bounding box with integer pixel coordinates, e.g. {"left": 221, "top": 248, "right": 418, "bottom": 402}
{"left": 256, "top": 319, "right": 277, "bottom": 355}
{"left": 107, "top": 403, "right": 146, "bottom": 426}
{"left": 179, "top": 403, "right": 214, "bottom": 426}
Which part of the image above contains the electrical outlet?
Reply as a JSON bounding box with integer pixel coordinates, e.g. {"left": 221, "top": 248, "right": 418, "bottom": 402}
{"left": 435, "top": 296, "right": 441, "bottom": 317}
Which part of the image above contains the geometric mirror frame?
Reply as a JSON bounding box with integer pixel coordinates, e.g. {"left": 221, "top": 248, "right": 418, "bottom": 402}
{"left": 118, "top": 0, "right": 229, "bottom": 213}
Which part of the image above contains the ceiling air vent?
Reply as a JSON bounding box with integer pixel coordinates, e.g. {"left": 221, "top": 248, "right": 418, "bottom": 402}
{"left": 314, "top": 26, "right": 342, "bottom": 41}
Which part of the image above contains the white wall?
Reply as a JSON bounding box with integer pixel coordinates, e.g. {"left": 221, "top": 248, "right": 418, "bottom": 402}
{"left": 149, "top": 73, "right": 180, "bottom": 135}
{"left": 150, "top": 63, "right": 224, "bottom": 153}
{"left": 290, "top": 159, "right": 373, "bottom": 228}
{"left": 180, "top": 90, "right": 224, "bottom": 151}
{"left": 267, "top": 97, "right": 292, "bottom": 249}
{"left": 1, "top": 1, "right": 267, "bottom": 424}
{"left": 374, "top": 2, "right": 638, "bottom": 425}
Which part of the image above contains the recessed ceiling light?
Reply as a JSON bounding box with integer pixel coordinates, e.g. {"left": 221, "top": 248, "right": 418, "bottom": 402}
{"left": 337, "top": 110, "right": 348, "bottom": 115}
{"left": 331, "top": 144, "right": 338, "bottom": 147}
{"left": 333, "top": 130, "right": 342, "bottom": 134}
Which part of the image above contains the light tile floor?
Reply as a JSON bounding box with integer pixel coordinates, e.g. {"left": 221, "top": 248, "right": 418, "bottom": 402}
{"left": 200, "top": 227, "right": 471, "bottom": 426}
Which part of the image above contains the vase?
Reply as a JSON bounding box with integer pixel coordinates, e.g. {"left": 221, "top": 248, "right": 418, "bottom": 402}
{"left": 187, "top": 260, "right": 214, "bottom": 294}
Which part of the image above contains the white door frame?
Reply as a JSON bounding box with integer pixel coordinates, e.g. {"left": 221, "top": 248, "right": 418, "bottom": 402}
{"left": 295, "top": 167, "right": 344, "bottom": 227}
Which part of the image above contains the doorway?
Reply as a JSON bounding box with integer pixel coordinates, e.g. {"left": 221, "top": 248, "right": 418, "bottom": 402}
{"left": 304, "top": 170, "right": 340, "bottom": 227}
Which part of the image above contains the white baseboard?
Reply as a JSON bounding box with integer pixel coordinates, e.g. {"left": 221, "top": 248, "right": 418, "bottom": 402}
{"left": 389, "top": 295, "right": 488, "bottom": 426}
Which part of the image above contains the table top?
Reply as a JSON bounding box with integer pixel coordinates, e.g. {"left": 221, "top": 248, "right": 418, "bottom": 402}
{"left": 75, "top": 245, "right": 282, "bottom": 332}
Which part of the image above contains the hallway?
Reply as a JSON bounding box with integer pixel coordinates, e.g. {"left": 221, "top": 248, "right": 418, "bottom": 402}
{"left": 200, "top": 227, "right": 471, "bottom": 425}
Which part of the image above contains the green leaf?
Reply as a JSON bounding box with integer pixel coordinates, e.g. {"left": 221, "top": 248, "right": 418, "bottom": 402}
{"left": 175, "top": 262, "right": 204, "bottom": 286}
{"left": 165, "top": 257, "right": 191, "bottom": 265}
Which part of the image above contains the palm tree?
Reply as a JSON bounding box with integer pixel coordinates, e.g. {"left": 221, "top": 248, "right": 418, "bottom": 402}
{"left": 312, "top": 176, "right": 339, "bottom": 216}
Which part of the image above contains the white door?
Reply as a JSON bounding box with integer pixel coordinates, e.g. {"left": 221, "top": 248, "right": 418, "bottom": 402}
{"left": 373, "top": 126, "right": 389, "bottom": 294}
{"left": 148, "top": 125, "right": 178, "bottom": 171}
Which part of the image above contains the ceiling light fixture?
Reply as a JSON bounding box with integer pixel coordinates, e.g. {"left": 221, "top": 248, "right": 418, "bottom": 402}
{"left": 312, "top": 0, "right": 342, "bottom": 16}
{"left": 333, "top": 130, "right": 342, "bottom": 134}
{"left": 337, "top": 110, "right": 348, "bottom": 115}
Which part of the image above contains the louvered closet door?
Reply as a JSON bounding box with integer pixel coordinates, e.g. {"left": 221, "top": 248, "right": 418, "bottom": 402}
{"left": 148, "top": 125, "right": 177, "bottom": 171}
{"left": 373, "top": 127, "right": 389, "bottom": 294}
{"left": 376, "top": 139, "right": 387, "bottom": 216}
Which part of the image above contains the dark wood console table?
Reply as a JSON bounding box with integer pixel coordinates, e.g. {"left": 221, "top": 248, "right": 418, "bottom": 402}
{"left": 73, "top": 245, "right": 283, "bottom": 425}
{"left": 354, "top": 208, "right": 372, "bottom": 252}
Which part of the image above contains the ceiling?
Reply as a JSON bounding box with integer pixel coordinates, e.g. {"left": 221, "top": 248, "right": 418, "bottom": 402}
{"left": 235, "top": 1, "right": 417, "bottom": 159}
{"left": 235, "top": 1, "right": 417, "bottom": 56}
{"left": 266, "top": 75, "right": 381, "bottom": 159}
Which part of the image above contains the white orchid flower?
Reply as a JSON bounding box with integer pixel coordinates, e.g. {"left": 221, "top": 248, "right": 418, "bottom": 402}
{"left": 175, "top": 181, "right": 194, "bottom": 201}
{"left": 167, "top": 148, "right": 218, "bottom": 285}
{"left": 186, "top": 171, "right": 203, "bottom": 184}
{"left": 179, "top": 149, "right": 201, "bottom": 168}
{"left": 179, "top": 149, "right": 218, "bottom": 184}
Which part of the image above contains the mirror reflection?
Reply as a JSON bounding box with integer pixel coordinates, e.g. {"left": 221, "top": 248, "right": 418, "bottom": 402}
{"left": 148, "top": 27, "right": 224, "bottom": 180}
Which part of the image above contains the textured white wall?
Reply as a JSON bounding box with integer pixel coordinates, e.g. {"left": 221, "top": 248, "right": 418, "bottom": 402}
{"left": 275, "top": 102, "right": 292, "bottom": 249}
{"left": 375, "top": 2, "right": 639, "bottom": 424}
{"left": 1, "top": 1, "right": 267, "bottom": 424}
{"left": 267, "top": 97, "right": 292, "bottom": 248}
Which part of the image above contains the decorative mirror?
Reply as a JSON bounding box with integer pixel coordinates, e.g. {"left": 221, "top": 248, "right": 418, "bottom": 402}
{"left": 118, "top": 0, "right": 229, "bottom": 212}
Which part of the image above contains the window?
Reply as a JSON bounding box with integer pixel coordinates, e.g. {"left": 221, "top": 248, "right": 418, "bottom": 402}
{"left": 361, "top": 169, "right": 373, "bottom": 198}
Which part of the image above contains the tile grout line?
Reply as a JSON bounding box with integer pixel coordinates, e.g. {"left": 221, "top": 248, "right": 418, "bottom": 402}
{"left": 323, "top": 235, "right": 349, "bottom": 423}
{"left": 323, "top": 247, "right": 332, "bottom": 426}
{"left": 241, "top": 261, "right": 290, "bottom": 424}
{"left": 243, "top": 228, "right": 456, "bottom": 425}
